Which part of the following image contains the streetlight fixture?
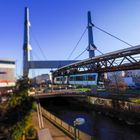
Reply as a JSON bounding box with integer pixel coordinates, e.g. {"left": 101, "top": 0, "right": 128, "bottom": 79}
{"left": 73, "top": 118, "right": 85, "bottom": 140}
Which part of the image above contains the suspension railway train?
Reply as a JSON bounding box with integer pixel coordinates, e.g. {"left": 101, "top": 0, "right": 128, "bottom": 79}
{"left": 54, "top": 73, "right": 98, "bottom": 86}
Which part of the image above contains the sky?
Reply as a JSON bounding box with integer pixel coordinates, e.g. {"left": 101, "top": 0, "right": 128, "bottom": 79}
{"left": 0, "top": 0, "right": 140, "bottom": 77}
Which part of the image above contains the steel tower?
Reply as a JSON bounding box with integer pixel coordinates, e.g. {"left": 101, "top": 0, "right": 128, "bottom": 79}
{"left": 23, "top": 7, "right": 32, "bottom": 77}
{"left": 87, "top": 11, "right": 96, "bottom": 58}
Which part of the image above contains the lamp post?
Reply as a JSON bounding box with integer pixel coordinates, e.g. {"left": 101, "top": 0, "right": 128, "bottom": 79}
{"left": 73, "top": 118, "right": 85, "bottom": 140}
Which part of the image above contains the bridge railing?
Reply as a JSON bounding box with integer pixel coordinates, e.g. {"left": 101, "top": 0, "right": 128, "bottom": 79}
{"left": 41, "top": 107, "right": 94, "bottom": 140}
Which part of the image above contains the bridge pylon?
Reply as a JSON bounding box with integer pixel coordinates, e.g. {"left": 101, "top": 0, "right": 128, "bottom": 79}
{"left": 22, "top": 7, "right": 78, "bottom": 78}
{"left": 87, "top": 11, "right": 96, "bottom": 58}
{"left": 23, "top": 7, "right": 32, "bottom": 77}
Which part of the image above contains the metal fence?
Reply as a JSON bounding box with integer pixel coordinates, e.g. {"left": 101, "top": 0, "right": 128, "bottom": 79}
{"left": 41, "top": 107, "right": 94, "bottom": 140}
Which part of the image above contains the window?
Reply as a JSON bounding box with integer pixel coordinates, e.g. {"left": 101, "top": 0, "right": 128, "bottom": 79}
{"left": 76, "top": 76, "right": 83, "bottom": 81}
{"left": 70, "top": 76, "right": 74, "bottom": 81}
{"left": 56, "top": 78, "right": 60, "bottom": 81}
{"left": 0, "top": 72, "right": 6, "bottom": 74}
{"left": 87, "top": 75, "right": 96, "bottom": 81}
{"left": 56, "top": 77, "right": 63, "bottom": 81}
{"left": 0, "top": 61, "right": 15, "bottom": 64}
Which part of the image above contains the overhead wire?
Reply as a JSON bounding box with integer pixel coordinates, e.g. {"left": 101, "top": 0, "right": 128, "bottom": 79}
{"left": 74, "top": 49, "right": 87, "bottom": 60}
{"left": 67, "top": 28, "right": 87, "bottom": 60}
{"left": 96, "top": 48, "right": 104, "bottom": 55}
{"left": 31, "top": 50, "right": 41, "bottom": 60}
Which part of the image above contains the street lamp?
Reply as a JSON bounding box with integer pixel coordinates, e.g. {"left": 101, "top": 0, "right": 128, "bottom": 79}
{"left": 73, "top": 118, "right": 85, "bottom": 140}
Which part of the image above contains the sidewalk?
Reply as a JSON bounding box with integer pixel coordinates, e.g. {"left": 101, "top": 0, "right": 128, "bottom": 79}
{"left": 31, "top": 111, "right": 71, "bottom": 140}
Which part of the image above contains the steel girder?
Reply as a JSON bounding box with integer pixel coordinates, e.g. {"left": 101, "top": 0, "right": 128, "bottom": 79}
{"left": 53, "top": 45, "right": 140, "bottom": 77}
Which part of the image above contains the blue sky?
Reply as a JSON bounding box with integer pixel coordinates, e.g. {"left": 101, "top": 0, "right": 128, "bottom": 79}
{"left": 0, "top": 0, "right": 140, "bottom": 77}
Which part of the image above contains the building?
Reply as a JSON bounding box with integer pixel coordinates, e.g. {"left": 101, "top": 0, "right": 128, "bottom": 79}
{"left": 106, "top": 70, "right": 140, "bottom": 88}
{"left": 0, "top": 59, "right": 16, "bottom": 93}
{"left": 124, "top": 70, "right": 140, "bottom": 87}
{"left": 33, "top": 74, "right": 50, "bottom": 84}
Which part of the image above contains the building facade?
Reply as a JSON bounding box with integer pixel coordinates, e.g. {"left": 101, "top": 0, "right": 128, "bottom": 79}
{"left": 0, "top": 59, "right": 16, "bottom": 88}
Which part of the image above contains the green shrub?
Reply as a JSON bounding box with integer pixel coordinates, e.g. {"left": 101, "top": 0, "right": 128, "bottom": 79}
{"left": 25, "top": 125, "right": 37, "bottom": 139}
{"left": 32, "top": 101, "right": 37, "bottom": 111}
{"left": 131, "top": 99, "right": 140, "bottom": 104}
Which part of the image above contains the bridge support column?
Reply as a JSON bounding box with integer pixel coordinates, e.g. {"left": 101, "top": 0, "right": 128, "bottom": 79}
{"left": 23, "top": 7, "right": 31, "bottom": 77}
{"left": 87, "top": 11, "right": 96, "bottom": 58}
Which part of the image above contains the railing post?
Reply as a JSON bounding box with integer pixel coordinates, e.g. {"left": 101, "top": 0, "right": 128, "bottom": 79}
{"left": 74, "top": 125, "right": 77, "bottom": 140}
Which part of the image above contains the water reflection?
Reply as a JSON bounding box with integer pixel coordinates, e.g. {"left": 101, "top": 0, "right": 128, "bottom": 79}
{"left": 41, "top": 98, "right": 140, "bottom": 140}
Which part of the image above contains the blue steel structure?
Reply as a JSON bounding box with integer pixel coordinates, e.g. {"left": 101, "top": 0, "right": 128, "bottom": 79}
{"left": 28, "top": 60, "right": 79, "bottom": 69}
{"left": 87, "top": 11, "right": 96, "bottom": 58}
{"left": 23, "top": 8, "right": 96, "bottom": 77}
{"left": 23, "top": 7, "right": 31, "bottom": 77}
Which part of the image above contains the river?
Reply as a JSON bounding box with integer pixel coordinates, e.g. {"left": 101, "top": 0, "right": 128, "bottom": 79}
{"left": 40, "top": 97, "right": 140, "bottom": 140}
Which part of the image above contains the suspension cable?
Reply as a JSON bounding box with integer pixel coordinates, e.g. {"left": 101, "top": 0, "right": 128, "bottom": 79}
{"left": 30, "top": 52, "right": 36, "bottom": 78}
{"left": 94, "top": 25, "right": 133, "bottom": 47}
{"left": 32, "top": 50, "right": 41, "bottom": 60}
{"left": 96, "top": 48, "right": 104, "bottom": 55}
{"left": 67, "top": 28, "right": 87, "bottom": 60}
{"left": 31, "top": 30, "right": 47, "bottom": 60}
{"left": 74, "top": 49, "right": 87, "bottom": 60}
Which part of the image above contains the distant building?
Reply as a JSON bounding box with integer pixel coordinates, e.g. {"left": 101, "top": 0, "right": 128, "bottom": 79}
{"left": 107, "top": 70, "right": 140, "bottom": 87}
{"left": 34, "top": 74, "right": 50, "bottom": 84}
{"left": 124, "top": 70, "right": 140, "bottom": 86}
{"left": 107, "top": 71, "right": 124, "bottom": 81}
{"left": 0, "top": 59, "right": 16, "bottom": 89}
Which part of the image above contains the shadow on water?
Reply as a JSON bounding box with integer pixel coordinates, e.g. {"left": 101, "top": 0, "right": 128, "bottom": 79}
{"left": 40, "top": 97, "right": 140, "bottom": 140}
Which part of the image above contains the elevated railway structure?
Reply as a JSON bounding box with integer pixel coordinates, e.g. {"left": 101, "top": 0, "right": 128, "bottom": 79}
{"left": 53, "top": 45, "right": 140, "bottom": 76}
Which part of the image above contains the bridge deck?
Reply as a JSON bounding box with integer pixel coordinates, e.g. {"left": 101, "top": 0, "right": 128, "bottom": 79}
{"left": 29, "top": 60, "right": 79, "bottom": 69}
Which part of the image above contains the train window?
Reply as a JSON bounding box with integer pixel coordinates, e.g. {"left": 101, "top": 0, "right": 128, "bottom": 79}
{"left": 56, "top": 78, "right": 60, "bottom": 81}
{"left": 87, "top": 75, "right": 96, "bottom": 81}
{"left": 83, "top": 75, "right": 86, "bottom": 81}
{"left": 56, "top": 77, "right": 63, "bottom": 81}
{"left": 70, "top": 76, "right": 74, "bottom": 81}
{"left": 76, "top": 76, "right": 83, "bottom": 81}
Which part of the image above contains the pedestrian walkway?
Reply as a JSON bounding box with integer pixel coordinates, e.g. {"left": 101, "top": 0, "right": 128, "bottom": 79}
{"left": 31, "top": 111, "right": 71, "bottom": 140}
{"left": 38, "top": 128, "right": 53, "bottom": 140}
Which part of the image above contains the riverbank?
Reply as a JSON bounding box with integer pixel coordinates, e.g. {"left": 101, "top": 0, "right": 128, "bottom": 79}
{"left": 77, "top": 94, "right": 140, "bottom": 125}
